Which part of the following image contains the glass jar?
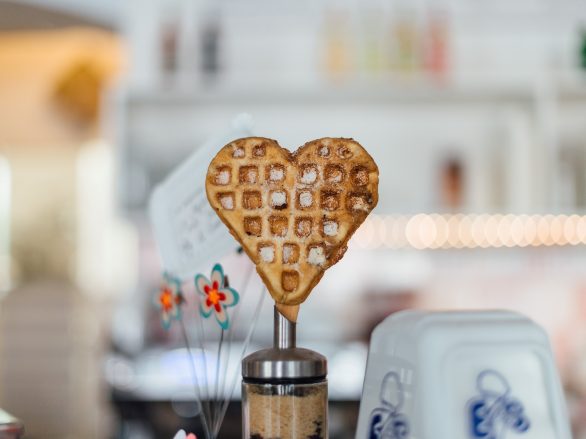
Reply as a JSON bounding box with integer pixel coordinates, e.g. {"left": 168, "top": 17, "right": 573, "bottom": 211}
{"left": 241, "top": 307, "right": 328, "bottom": 439}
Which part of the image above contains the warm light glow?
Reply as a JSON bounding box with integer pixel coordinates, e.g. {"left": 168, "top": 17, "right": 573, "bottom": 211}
{"left": 565, "top": 215, "right": 580, "bottom": 245}
{"left": 485, "top": 215, "right": 502, "bottom": 247}
{"left": 447, "top": 215, "right": 462, "bottom": 248}
{"left": 351, "top": 214, "right": 375, "bottom": 248}
{"left": 578, "top": 216, "right": 586, "bottom": 244}
{"left": 521, "top": 215, "right": 537, "bottom": 247}
{"left": 431, "top": 214, "right": 448, "bottom": 248}
{"left": 0, "top": 29, "right": 123, "bottom": 145}
{"left": 510, "top": 215, "right": 525, "bottom": 247}
{"left": 358, "top": 213, "right": 586, "bottom": 250}
{"left": 471, "top": 215, "right": 488, "bottom": 248}
{"left": 498, "top": 215, "right": 514, "bottom": 248}
{"left": 76, "top": 140, "right": 137, "bottom": 297}
{"left": 382, "top": 215, "right": 402, "bottom": 249}
{"left": 373, "top": 214, "right": 386, "bottom": 249}
{"left": 550, "top": 215, "right": 566, "bottom": 246}
{"left": 406, "top": 214, "right": 425, "bottom": 249}
{"left": 0, "top": 156, "right": 11, "bottom": 293}
{"left": 458, "top": 214, "right": 474, "bottom": 248}
{"left": 537, "top": 216, "right": 552, "bottom": 246}
{"left": 419, "top": 214, "right": 437, "bottom": 249}
{"left": 393, "top": 215, "right": 408, "bottom": 249}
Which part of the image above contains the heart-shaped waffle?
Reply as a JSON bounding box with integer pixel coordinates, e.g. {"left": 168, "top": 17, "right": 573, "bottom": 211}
{"left": 206, "top": 137, "right": 379, "bottom": 305}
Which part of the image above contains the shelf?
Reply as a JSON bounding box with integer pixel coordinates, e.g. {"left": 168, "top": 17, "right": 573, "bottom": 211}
{"left": 118, "top": 76, "right": 586, "bottom": 107}
{"left": 122, "top": 82, "right": 545, "bottom": 107}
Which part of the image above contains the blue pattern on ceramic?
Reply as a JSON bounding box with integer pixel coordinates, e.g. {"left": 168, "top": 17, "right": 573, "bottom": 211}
{"left": 469, "top": 370, "right": 530, "bottom": 439}
{"left": 369, "top": 372, "right": 410, "bottom": 439}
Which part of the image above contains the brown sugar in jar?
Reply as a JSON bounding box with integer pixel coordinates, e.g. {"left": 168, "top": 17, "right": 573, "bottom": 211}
{"left": 243, "top": 380, "right": 327, "bottom": 439}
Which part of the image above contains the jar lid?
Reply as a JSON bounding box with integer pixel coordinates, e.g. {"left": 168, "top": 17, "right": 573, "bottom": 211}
{"left": 242, "top": 347, "right": 327, "bottom": 381}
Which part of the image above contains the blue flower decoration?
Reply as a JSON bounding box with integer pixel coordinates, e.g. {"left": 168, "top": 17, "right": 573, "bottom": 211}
{"left": 194, "top": 264, "right": 239, "bottom": 330}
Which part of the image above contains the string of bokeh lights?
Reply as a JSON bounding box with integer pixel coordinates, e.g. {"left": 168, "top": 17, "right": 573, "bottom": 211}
{"left": 350, "top": 214, "right": 586, "bottom": 249}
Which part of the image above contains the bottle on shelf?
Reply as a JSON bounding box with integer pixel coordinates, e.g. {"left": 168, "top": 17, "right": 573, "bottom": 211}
{"left": 199, "top": 7, "right": 222, "bottom": 80}
{"left": 440, "top": 156, "right": 464, "bottom": 211}
{"left": 580, "top": 27, "right": 586, "bottom": 71}
{"left": 423, "top": 6, "right": 450, "bottom": 83}
{"left": 160, "top": 12, "right": 179, "bottom": 85}
{"left": 359, "top": 5, "right": 385, "bottom": 79}
{"left": 388, "top": 4, "right": 420, "bottom": 79}
{"left": 322, "top": 6, "right": 353, "bottom": 82}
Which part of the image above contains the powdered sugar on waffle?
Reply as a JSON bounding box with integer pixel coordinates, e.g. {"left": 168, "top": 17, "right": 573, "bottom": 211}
{"left": 299, "top": 191, "right": 313, "bottom": 208}
{"left": 323, "top": 220, "right": 338, "bottom": 236}
{"left": 260, "top": 245, "right": 275, "bottom": 263}
{"left": 271, "top": 191, "right": 287, "bottom": 208}
{"left": 308, "top": 246, "right": 325, "bottom": 266}
{"left": 300, "top": 168, "right": 317, "bottom": 184}
{"left": 216, "top": 170, "right": 230, "bottom": 185}
{"left": 219, "top": 194, "right": 234, "bottom": 210}
{"left": 233, "top": 147, "right": 245, "bottom": 158}
{"left": 270, "top": 168, "right": 284, "bottom": 181}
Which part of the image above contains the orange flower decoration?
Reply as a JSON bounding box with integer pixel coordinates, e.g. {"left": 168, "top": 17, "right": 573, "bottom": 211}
{"left": 155, "top": 273, "right": 185, "bottom": 330}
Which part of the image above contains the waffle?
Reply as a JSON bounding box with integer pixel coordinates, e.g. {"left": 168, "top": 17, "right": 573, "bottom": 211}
{"left": 206, "top": 137, "right": 379, "bottom": 305}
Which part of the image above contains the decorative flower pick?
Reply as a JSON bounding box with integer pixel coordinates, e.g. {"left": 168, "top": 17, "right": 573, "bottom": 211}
{"left": 195, "top": 263, "right": 239, "bottom": 330}
{"left": 155, "top": 272, "right": 186, "bottom": 330}
{"left": 173, "top": 430, "right": 197, "bottom": 439}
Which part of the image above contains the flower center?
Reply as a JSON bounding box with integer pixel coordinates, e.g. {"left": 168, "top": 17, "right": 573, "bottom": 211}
{"left": 208, "top": 288, "right": 221, "bottom": 305}
{"left": 159, "top": 289, "right": 173, "bottom": 311}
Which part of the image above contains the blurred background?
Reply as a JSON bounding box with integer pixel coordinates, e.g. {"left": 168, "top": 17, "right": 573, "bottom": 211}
{"left": 1, "top": 0, "right": 586, "bottom": 437}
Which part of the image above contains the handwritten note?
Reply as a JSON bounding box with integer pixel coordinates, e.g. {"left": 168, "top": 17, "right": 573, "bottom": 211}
{"left": 149, "top": 114, "right": 253, "bottom": 280}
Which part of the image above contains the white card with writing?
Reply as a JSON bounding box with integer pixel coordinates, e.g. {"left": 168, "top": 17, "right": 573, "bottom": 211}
{"left": 149, "top": 114, "right": 254, "bottom": 280}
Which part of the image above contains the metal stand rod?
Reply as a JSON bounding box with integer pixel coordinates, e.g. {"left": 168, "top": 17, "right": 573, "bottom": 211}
{"left": 274, "top": 306, "right": 296, "bottom": 349}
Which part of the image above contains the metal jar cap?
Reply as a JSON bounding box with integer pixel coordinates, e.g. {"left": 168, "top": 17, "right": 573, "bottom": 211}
{"left": 242, "top": 346, "right": 327, "bottom": 381}
{"left": 242, "top": 306, "right": 327, "bottom": 381}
